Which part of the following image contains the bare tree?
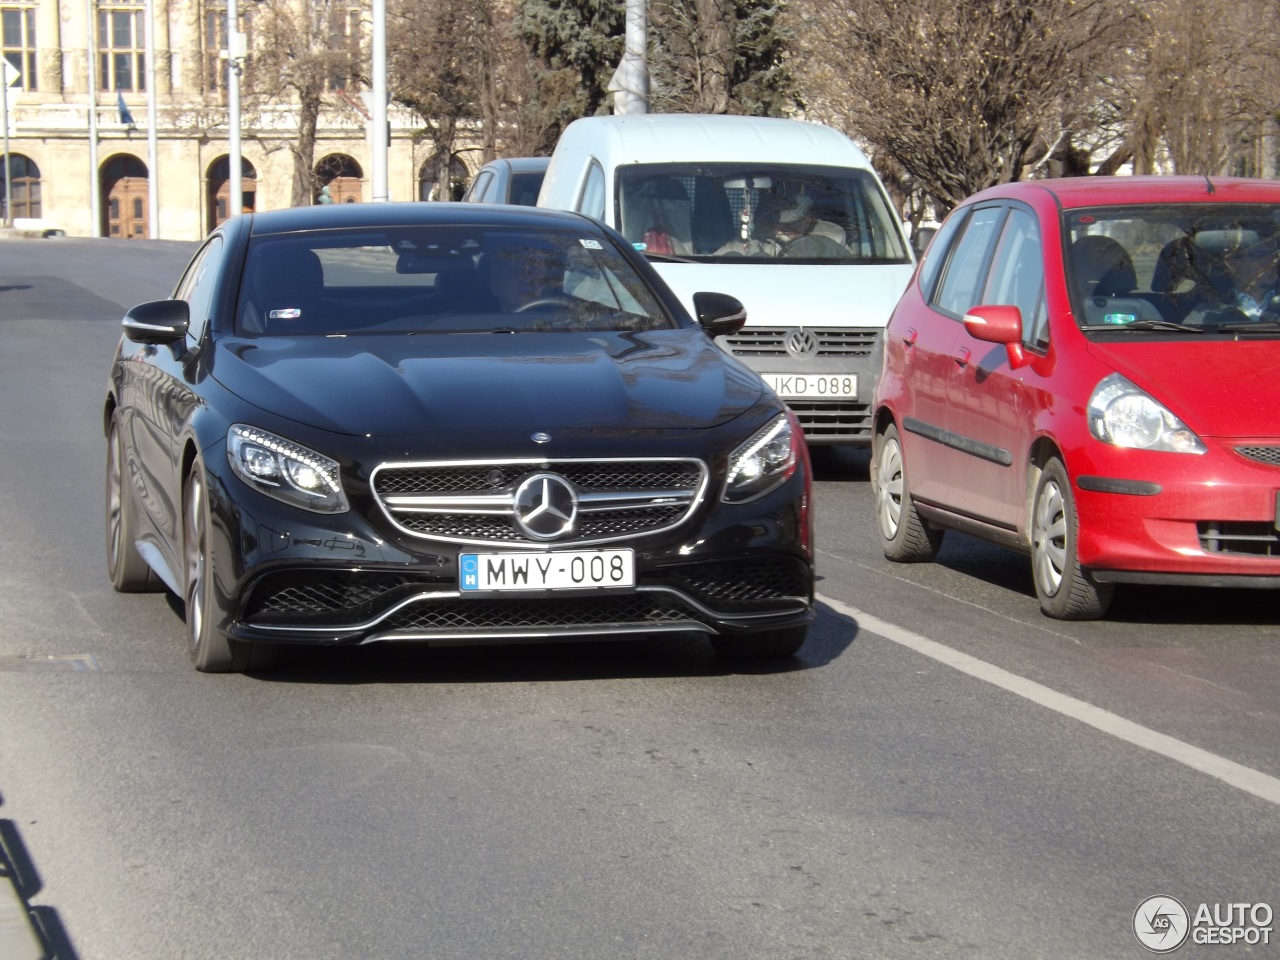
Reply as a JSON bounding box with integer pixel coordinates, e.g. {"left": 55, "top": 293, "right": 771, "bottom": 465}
{"left": 246, "top": 0, "right": 364, "bottom": 206}
{"left": 1122, "top": 0, "right": 1279, "bottom": 175}
{"left": 649, "top": 0, "right": 796, "bottom": 116}
{"left": 799, "top": 0, "right": 1143, "bottom": 213}
{"left": 650, "top": 0, "right": 734, "bottom": 113}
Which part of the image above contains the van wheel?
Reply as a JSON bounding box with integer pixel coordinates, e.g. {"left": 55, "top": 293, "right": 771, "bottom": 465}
{"left": 1030, "top": 458, "right": 1114, "bottom": 620}
{"left": 874, "top": 422, "right": 942, "bottom": 562}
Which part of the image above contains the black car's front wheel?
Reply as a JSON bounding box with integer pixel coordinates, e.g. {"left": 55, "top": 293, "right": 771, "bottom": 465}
{"left": 183, "top": 464, "right": 276, "bottom": 672}
{"left": 710, "top": 626, "right": 807, "bottom": 659}
{"left": 106, "top": 414, "right": 161, "bottom": 593}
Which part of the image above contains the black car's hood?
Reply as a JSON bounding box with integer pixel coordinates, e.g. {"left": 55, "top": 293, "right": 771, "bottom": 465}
{"left": 212, "top": 329, "right": 763, "bottom": 439}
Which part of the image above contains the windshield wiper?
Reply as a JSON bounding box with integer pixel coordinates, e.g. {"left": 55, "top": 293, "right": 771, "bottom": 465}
{"left": 1079, "top": 320, "right": 1203, "bottom": 333}
{"left": 1211, "top": 320, "right": 1280, "bottom": 333}
{"left": 641, "top": 251, "right": 699, "bottom": 264}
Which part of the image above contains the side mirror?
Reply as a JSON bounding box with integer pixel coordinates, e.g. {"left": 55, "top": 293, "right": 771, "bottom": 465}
{"left": 911, "top": 226, "right": 936, "bottom": 259}
{"left": 692, "top": 292, "right": 747, "bottom": 338}
{"left": 963, "top": 304, "right": 1028, "bottom": 368}
{"left": 123, "top": 299, "right": 190, "bottom": 344}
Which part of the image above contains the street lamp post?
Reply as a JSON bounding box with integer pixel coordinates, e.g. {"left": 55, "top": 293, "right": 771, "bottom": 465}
{"left": 144, "top": 0, "right": 158, "bottom": 237}
{"left": 369, "top": 0, "right": 387, "bottom": 201}
{"left": 2, "top": 59, "right": 15, "bottom": 228}
{"left": 226, "top": 0, "right": 244, "bottom": 217}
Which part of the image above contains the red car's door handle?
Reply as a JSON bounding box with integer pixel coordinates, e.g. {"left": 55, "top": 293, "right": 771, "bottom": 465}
{"left": 902, "top": 328, "right": 918, "bottom": 347}
{"left": 953, "top": 347, "right": 971, "bottom": 367}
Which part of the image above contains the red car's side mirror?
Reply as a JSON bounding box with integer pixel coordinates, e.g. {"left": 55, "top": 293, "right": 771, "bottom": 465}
{"left": 963, "top": 304, "right": 1028, "bottom": 368}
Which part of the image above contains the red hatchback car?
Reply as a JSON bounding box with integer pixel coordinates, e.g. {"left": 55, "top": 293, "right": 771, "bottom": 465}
{"left": 872, "top": 176, "right": 1280, "bottom": 619}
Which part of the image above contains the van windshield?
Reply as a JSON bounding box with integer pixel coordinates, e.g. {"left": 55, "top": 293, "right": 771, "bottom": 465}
{"left": 616, "top": 163, "right": 911, "bottom": 265}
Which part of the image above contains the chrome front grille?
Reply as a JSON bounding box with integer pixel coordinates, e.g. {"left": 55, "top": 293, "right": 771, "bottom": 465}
{"left": 1235, "top": 446, "right": 1280, "bottom": 467}
{"left": 722, "top": 327, "right": 880, "bottom": 358}
{"left": 371, "top": 457, "right": 708, "bottom": 547}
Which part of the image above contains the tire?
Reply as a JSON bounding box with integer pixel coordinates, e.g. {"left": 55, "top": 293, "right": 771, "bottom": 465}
{"left": 1030, "top": 458, "right": 1114, "bottom": 620}
{"left": 873, "top": 422, "right": 943, "bottom": 562}
{"left": 106, "top": 414, "right": 162, "bottom": 592}
{"left": 183, "top": 465, "right": 277, "bottom": 672}
{"left": 710, "top": 626, "right": 807, "bottom": 659}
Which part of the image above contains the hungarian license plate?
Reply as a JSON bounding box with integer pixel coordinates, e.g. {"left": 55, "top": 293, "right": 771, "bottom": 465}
{"left": 762, "top": 373, "right": 857, "bottom": 400}
{"left": 459, "top": 549, "right": 635, "bottom": 592}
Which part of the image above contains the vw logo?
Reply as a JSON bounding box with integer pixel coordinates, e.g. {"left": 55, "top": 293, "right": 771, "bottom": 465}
{"left": 785, "top": 329, "right": 818, "bottom": 357}
{"left": 512, "top": 473, "right": 577, "bottom": 541}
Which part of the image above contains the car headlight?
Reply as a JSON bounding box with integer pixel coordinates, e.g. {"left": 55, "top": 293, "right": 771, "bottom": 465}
{"left": 1087, "top": 374, "right": 1206, "bottom": 454}
{"left": 227, "top": 424, "right": 349, "bottom": 513}
{"left": 723, "top": 411, "right": 803, "bottom": 502}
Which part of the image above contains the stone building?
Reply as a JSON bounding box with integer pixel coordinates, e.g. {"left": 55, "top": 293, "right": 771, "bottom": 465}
{"left": 1, "top": 0, "right": 467, "bottom": 239}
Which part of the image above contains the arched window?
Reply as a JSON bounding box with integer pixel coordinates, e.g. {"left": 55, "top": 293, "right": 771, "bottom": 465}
{"left": 418, "top": 154, "right": 468, "bottom": 202}
{"left": 101, "top": 153, "right": 148, "bottom": 238}
{"left": 0, "top": 154, "right": 41, "bottom": 220}
{"left": 206, "top": 155, "right": 257, "bottom": 228}
{"left": 315, "top": 154, "right": 363, "bottom": 204}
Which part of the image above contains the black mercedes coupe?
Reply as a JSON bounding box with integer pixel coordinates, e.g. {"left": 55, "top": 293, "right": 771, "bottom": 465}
{"left": 104, "top": 203, "right": 814, "bottom": 672}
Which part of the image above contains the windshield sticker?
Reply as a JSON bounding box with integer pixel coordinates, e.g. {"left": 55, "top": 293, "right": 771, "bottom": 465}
{"left": 1103, "top": 313, "right": 1136, "bottom": 325}
{"left": 269, "top": 308, "right": 302, "bottom": 319}
{"left": 579, "top": 239, "right": 603, "bottom": 250}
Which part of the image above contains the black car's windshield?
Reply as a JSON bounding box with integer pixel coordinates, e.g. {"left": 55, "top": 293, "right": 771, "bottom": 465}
{"left": 237, "top": 225, "right": 674, "bottom": 337}
{"left": 615, "top": 163, "right": 911, "bottom": 265}
{"left": 1067, "top": 203, "right": 1280, "bottom": 336}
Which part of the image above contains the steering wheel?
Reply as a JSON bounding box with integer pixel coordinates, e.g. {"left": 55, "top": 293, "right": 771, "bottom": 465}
{"left": 514, "top": 295, "right": 578, "bottom": 314}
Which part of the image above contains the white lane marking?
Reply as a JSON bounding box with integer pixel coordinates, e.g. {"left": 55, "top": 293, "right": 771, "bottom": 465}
{"left": 819, "top": 595, "right": 1280, "bottom": 808}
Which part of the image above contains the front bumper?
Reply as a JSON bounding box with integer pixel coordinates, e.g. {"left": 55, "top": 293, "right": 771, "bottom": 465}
{"left": 1073, "top": 438, "right": 1280, "bottom": 584}
{"left": 205, "top": 460, "right": 815, "bottom": 647}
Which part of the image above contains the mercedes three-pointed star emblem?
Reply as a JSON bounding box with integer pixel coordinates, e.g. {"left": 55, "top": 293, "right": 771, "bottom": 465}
{"left": 512, "top": 473, "right": 578, "bottom": 540}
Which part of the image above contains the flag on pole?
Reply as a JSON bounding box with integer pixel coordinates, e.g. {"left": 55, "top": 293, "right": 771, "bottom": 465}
{"left": 117, "top": 90, "right": 136, "bottom": 129}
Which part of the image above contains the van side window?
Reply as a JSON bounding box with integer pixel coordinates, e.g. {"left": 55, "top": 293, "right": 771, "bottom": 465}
{"left": 578, "top": 162, "right": 606, "bottom": 220}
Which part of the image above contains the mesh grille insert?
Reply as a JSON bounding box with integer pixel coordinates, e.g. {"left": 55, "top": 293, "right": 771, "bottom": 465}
{"left": 380, "top": 593, "right": 712, "bottom": 633}
{"left": 1235, "top": 446, "right": 1280, "bottom": 467}
{"left": 243, "top": 570, "right": 448, "bottom": 624}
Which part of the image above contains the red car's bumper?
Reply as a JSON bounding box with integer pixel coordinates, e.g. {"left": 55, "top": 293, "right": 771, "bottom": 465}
{"left": 1073, "top": 438, "right": 1280, "bottom": 584}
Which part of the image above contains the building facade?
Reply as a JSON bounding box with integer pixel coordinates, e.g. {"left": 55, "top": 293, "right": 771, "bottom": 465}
{"left": 1, "top": 0, "right": 469, "bottom": 239}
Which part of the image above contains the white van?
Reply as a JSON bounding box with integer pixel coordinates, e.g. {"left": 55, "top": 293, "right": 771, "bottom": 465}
{"left": 537, "top": 114, "right": 914, "bottom": 446}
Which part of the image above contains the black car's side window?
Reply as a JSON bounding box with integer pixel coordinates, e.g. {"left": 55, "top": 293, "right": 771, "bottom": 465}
{"left": 177, "top": 235, "right": 224, "bottom": 345}
{"left": 933, "top": 205, "right": 1005, "bottom": 319}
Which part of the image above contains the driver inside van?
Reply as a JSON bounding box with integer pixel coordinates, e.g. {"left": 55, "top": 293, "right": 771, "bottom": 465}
{"left": 771, "top": 194, "right": 847, "bottom": 256}
{"left": 717, "top": 192, "right": 847, "bottom": 258}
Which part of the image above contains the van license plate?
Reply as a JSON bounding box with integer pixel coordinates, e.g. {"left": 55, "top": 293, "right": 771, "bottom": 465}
{"left": 762, "top": 374, "right": 857, "bottom": 400}
{"left": 460, "top": 550, "right": 635, "bottom": 592}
